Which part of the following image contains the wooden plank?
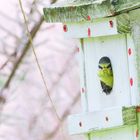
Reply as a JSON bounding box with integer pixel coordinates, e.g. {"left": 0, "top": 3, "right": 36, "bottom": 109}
{"left": 43, "top": 0, "right": 113, "bottom": 23}
{"left": 116, "top": 13, "right": 130, "bottom": 34}
{"left": 68, "top": 106, "right": 136, "bottom": 135}
{"left": 126, "top": 34, "right": 139, "bottom": 105}
{"left": 115, "top": 0, "right": 140, "bottom": 13}
{"left": 122, "top": 106, "right": 137, "bottom": 125}
{"left": 129, "top": 9, "right": 140, "bottom": 103}
{"left": 62, "top": 14, "right": 130, "bottom": 38}
{"left": 43, "top": 0, "right": 140, "bottom": 23}
{"left": 129, "top": 9, "right": 140, "bottom": 138}
{"left": 77, "top": 39, "right": 89, "bottom": 112}
{"left": 62, "top": 17, "right": 118, "bottom": 38}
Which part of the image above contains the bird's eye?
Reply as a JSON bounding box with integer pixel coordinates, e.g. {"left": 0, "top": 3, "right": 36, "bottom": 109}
{"left": 107, "top": 64, "right": 111, "bottom": 69}
{"left": 99, "top": 65, "right": 103, "bottom": 69}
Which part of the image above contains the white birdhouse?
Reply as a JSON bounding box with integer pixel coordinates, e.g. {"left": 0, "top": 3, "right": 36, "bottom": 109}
{"left": 44, "top": 0, "right": 140, "bottom": 140}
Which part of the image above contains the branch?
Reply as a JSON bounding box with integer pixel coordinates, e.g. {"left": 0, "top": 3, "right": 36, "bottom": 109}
{"left": 46, "top": 91, "right": 80, "bottom": 139}
{"left": 0, "top": 25, "right": 19, "bottom": 40}
{"left": 50, "top": 0, "right": 58, "bottom": 4}
{"left": 0, "top": 60, "right": 9, "bottom": 71}
{"left": 0, "top": 10, "right": 18, "bottom": 24}
{"left": 1, "top": 16, "right": 44, "bottom": 92}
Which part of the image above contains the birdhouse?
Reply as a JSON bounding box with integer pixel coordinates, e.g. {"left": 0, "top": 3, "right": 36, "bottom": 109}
{"left": 43, "top": 0, "right": 140, "bottom": 140}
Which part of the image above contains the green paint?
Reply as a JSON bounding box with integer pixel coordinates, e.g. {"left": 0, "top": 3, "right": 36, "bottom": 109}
{"left": 136, "top": 108, "right": 140, "bottom": 140}
{"left": 115, "top": 0, "right": 140, "bottom": 12}
{"left": 122, "top": 106, "right": 137, "bottom": 125}
{"left": 43, "top": 0, "right": 112, "bottom": 22}
{"left": 43, "top": 0, "right": 140, "bottom": 23}
{"left": 116, "top": 14, "right": 131, "bottom": 34}
{"left": 129, "top": 9, "right": 140, "bottom": 102}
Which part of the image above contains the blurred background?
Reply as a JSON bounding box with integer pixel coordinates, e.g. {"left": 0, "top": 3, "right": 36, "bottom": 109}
{"left": 0, "top": 0, "right": 85, "bottom": 140}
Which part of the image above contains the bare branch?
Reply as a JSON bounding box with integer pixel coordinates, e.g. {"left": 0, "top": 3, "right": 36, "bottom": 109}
{"left": 45, "top": 91, "right": 80, "bottom": 139}
{"left": 0, "top": 25, "right": 19, "bottom": 40}
{"left": 50, "top": 0, "right": 58, "bottom": 4}
{"left": 0, "top": 60, "right": 9, "bottom": 71}
{"left": 1, "top": 16, "right": 44, "bottom": 92}
{"left": 0, "top": 10, "right": 18, "bottom": 24}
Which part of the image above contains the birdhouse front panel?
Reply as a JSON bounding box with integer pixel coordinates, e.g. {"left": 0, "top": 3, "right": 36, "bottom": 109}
{"left": 84, "top": 34, "right": 131, "bottom": 112}
{"left": 67, "top": 18, "right": 139, "bottom": 136}
{"left": 64, "top": 13, "right": 140, "bottom": 138}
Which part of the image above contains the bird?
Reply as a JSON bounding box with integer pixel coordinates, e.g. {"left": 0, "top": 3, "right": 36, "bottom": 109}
{"left": 98, "top": 56, "right": 113, "bottom": 95}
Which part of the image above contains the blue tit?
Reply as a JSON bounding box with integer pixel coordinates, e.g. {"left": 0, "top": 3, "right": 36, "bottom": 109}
{"left": 98, "top": 56, "right": 113, "bottom": 95}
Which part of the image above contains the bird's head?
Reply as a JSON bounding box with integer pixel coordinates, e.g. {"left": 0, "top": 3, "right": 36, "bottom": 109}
{"left": 98, "top": 57, "right": 112, "bottom": 75}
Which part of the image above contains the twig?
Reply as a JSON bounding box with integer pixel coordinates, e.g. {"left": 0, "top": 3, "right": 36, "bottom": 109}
{"left": 1, "top": 16, "right": 44, "bottom": 91}
{"left": 46, "top": 91, "right": 80, "bottom": 139}
{"left": 18, "top": 0, "right": 61, "bottom": 122}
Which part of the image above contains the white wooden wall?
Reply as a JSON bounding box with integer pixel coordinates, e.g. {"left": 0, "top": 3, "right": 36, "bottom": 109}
{"left": 63, "top": 17, "right": 118, "bottom": 38}
{"left": 84, "top": 34, "right": 131, "bottom": 111}
{"left": 67, "top": 17, "right": 139, "bottom": 140}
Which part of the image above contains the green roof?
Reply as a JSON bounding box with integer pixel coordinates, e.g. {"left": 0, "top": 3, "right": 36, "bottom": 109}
{"left": 43, "top": 0, "right": 140, "bottom": 22}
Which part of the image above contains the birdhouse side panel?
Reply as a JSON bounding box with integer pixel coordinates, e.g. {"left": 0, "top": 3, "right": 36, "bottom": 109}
{"left": 126, "top": 34, "right": 139, "bottom": 105}
{"left": 77, "top": 39, "right": 88, "bottom": 112}
{"left": 129, "top": 9, "right": 140, "bottom": 105}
